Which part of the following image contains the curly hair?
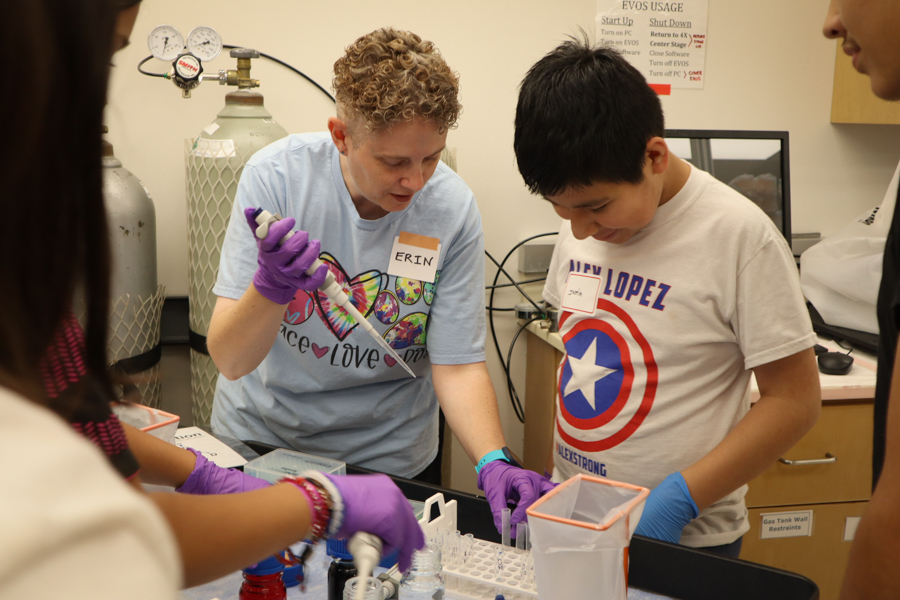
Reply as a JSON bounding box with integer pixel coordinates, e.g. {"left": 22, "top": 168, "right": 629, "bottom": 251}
{"left": 333, "top": 28, "right": 461, "bottom": 135}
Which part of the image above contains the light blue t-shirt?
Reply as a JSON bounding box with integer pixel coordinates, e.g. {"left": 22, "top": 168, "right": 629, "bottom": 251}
{"left": 210, "top": 133, "right": 487, "bottom": 477}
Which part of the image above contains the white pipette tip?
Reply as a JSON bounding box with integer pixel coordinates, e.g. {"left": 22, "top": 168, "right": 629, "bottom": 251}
{"left": 349, "top": 532, "right": 383, "bottom": 600}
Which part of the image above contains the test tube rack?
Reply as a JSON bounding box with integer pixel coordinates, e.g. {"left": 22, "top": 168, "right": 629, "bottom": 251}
{"left": 419, "top": 494, "right": 537, "bottom": 600}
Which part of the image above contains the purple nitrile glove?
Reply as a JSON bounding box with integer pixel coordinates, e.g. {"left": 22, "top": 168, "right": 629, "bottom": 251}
{"left": 477, "top": 461, "right": 558, "bottom": 534}
{"left": 634, "top": 472, "right": 699, "bottom": 544}
{"left": 325, "top": 473, "right": 425, "bottom": 573}
{"left": 244, "top": 207, "right": 328, "bottom": 305}
{"left": 175, "top": 448, "right": 271, "bottom": 495}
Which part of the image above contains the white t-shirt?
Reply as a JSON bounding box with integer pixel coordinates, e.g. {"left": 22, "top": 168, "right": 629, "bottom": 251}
{"left": 543, "top": 165, "right": 815, "bottom": 547}
{"left": 0, "top": 388, "right": 181, "bottom": 599}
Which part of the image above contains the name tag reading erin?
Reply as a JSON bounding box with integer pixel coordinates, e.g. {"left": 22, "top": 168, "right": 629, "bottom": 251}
{"left": 388, "top": 232, "right": 441, "bottom": 283}
{"left": 561, "top": 273, "right": 601, "bottom": 314}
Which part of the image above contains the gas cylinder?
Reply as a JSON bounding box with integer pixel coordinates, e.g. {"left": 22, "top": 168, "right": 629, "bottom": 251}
{"left": 185, "top": 56, "right": 288, "bottom": 425}
{"left": 101, "top": 137, "right": 165, "bottom": 407}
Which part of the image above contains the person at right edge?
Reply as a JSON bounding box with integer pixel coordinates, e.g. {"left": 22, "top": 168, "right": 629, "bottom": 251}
{"left": 824, "top": 2, "right": 900, "bottom": 598}
{"left": 513, "top": 37, "right": 821, "bottom": 557}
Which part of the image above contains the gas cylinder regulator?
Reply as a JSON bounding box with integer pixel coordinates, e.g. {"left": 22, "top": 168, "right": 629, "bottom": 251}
{"left": 144, "top": 25, "right": 259, "bottom": 98}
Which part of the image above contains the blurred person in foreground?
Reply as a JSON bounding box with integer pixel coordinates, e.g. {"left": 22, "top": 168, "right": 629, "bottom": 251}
{"left": 0, "top": 2, "right": 422, "bottom": 597}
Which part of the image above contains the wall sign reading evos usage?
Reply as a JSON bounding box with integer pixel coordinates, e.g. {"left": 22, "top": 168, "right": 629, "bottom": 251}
{"left": 595, "top": 0, "right": 709, "bottom": 92}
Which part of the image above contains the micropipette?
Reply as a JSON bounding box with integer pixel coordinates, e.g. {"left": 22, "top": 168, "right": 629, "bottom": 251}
{"left": 348, "top": 532, "right": 383, "bottom": 600}
{"left": 252, "top": 209, "right": 416, "bottom": 378}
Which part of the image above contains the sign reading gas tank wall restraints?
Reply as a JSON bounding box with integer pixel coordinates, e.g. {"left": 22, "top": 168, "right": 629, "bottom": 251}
{"left": 595, "top": 0, "right": 709, "bottom": 91}
{"left": 759, "top": 510, "right": 814, "bottom": 539}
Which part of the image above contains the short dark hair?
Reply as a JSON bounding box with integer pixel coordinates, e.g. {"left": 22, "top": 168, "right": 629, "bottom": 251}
{"left": 514, "top": 37, "right": 665, "bottom": 196}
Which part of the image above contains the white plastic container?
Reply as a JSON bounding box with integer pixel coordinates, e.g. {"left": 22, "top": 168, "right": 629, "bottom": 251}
{"left": 243, "top": 448, "right": 346, "bottom": 483}
{"left": 525, "top": 474, "right": 649, "bottom": 600}
{"left": 112, "top": 403, "right": 180, "bottom": 444}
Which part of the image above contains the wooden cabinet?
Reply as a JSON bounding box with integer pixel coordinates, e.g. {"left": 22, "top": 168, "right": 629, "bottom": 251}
{"left": 743, "top": 501, "right": 867, "bottom": 600}
{"left": 739, "top": 401, "right": 873, "bottom": 600}
{"left": 831, "top": 44, "right": 900, "bottom": 124}
{"left": 523, "top": 329, "right": 562, "bottom": 473}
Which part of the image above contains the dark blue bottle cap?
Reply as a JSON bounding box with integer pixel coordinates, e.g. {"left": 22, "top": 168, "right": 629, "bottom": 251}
{"left": 327, "top": 538, "right": 353, "bottom": 560}
{"left": 242, "top": 555, "right": 284, "bottom": 576}
{"left": 283, "top": 564, "right": 303, "bottom": 588}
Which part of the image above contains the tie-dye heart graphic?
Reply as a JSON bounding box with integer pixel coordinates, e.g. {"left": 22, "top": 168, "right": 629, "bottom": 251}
{"left": 284, "top": 295, "right": 316, "bottom": 325}
{"left": 309, "top": 252, "right": 389, "bottom": 341}
{"left": 384, "top": 312, "right": 428, "bottom": 349}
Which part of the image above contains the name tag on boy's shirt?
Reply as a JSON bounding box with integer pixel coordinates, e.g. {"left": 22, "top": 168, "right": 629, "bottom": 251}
{"left": 561, "top": 273, "right": 601, "bottom": 314}
{"left": 388, "top": 232, "right": 441, "bottom": 283}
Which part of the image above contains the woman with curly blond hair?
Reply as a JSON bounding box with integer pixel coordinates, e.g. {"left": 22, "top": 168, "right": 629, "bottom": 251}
{"left": 207, "top": 27, "right": 552, "bottom": 533}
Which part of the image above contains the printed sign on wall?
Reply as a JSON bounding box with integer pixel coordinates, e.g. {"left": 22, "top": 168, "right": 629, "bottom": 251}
{"left": 595, "top": 0, "right": 709, "bottom": 92}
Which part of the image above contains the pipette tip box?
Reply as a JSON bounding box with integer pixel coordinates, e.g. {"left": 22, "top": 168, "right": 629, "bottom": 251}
{"left": 243, "top": 448, "right": 346, "bottom": 483}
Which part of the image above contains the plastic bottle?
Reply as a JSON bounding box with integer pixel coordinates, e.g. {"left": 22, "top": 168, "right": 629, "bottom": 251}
{"left": 349, "top": 532, "right": 383, "bottom": 600}
{"left": 399, "top": 543, "right": 445, "bottom": 599}
{"left": 328, "top": 538, "right": 402, "bottom": 600}
{"left": 239, "top": 555, "right": 286, "bottom": 600}
{"left": 343, "top": 576, "right": 383, "bottom": 600}
{"left": 327, "top": 538, "right": 359, "bottom": 600}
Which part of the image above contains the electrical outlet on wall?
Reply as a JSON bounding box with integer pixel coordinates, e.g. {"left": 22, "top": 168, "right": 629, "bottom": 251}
{"left": 518, "top": 242, "right": 555, "bottom": 274}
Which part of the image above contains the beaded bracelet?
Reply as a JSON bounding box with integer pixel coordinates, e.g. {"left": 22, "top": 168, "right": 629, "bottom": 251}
{"left": 301, "top": 470, "right": 344, "bottom": 538}
{"left": 277, "top": 475, "right": 336, "bottom": 589}
{"left": 282, "top": 476, "right": 332, "bottom": 544}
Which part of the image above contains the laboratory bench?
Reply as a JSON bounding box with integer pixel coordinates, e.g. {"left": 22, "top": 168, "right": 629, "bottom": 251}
{"left": 524, "top": 322, "right": 875, "bottom": 600}
{"left": 180, "top": 439, "right": 818, "bottom": 600}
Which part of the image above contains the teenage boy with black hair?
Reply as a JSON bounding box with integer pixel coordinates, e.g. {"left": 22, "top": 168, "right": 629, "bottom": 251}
{"left": 513, "top": 39, "right": 821, "bottom": 556}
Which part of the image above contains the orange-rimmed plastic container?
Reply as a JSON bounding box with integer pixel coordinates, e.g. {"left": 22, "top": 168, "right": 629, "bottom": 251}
{"left": 525, "top": 474, "right": 649, "bottom": 600}
{"left": 112, "top": 403, "right": 180, "bottom": 444}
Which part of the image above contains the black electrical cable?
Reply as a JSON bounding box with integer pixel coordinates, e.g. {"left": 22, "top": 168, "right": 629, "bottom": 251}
{"left": 485, "top": 252, "right": 544, "bottom": 316}
{"left": 137, "top": 55, "right": 168, "bottom": 78}
{"left": 485, "top": 250, "right": 525, "bottom": 422}
{"left": 485, "top": 307, "right": 516, "bottom": 312}
{"left": 224, "top": 45, "right": 335, "bottom": 103}
{"left": 136, "top": 47, "right": 336, "bottom": 104}
{"left": 506, "top": 316, "right": 542, "bottom": 418}
{"left": 484, "top": 232, "right": 558, "bottom": 423}
{"left": 485, "top": 277, "right": 546, "bottom": 290}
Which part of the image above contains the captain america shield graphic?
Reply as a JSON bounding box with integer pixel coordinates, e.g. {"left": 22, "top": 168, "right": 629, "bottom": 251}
{"left": 557, "top": 298, "right": 658, "bottom": 452}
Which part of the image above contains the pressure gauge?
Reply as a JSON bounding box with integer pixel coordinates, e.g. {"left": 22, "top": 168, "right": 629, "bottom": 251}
{"left": 187, "top": 26, "right": 223, "bottom": 61}
{"left": 147, "top": 24, "right": 184, "bottom": 61}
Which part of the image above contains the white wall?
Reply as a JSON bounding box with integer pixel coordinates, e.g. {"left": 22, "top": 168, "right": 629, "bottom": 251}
{"left": 107, "top": 0, "right": 900, "bottom": 494}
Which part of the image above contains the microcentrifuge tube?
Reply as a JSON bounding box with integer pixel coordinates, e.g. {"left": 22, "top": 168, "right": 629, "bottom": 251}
{"left": 501, "top": 509, "right": 511, "bottom": 547}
